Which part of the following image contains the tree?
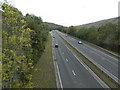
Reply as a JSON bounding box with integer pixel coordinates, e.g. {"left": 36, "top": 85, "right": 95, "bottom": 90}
{"left": 67, "top": 26, "right": 76, "bottom": 36}
{"left": 2, "top": 3, "right": 33, "bottom": 88}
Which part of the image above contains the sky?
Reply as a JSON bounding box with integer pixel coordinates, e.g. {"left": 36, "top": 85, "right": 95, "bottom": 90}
{"left": 5, "top": 0, "right": 120, "bottom": 26}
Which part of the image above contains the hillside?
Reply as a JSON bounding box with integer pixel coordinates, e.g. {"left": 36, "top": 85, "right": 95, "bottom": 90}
{"left": 44, "top": 22, "right": 65, "bottom": 30}
{"left": 44, "top": 17, "right": 119, "bottom": 29}
{"left": 76, "top": 17, "right": 119, "bottom": 28}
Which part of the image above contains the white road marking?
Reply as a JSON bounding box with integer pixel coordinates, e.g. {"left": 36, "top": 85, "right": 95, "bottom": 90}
{"left": 63, "top": 36, "right": 118, "bottom": 84}
{"left": 72, "top": 70, "right": 76, "bottom": 76}
{"left": 60, "top": 35, "right": 109, "bottom": 88}
{"left": 53, "top": 55, "right": 55, "bottom": 60}
{"left": 66, "top": 59, "right": 68, "bottom": 62}
{"left": 51, "top": 33, "right": 63, "bottom": 89}
{"left": 56, "top": 63, "right": 63, "bottom": 88}
{"left": 65, "top": 45, "right": 70, "bottom": 51}
{"left": 84, "top": 45, "right": 117, "bottom": 66}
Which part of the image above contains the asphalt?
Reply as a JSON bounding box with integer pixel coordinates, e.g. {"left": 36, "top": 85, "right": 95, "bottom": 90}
{"left": 57, "top": 30, "right": 119, "bottom": 84}
{"left": 51, "top": 31, "right": 104, "bottom": 88}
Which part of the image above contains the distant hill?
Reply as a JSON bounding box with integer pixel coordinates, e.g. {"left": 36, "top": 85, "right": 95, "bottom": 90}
{"left": 44, "top": 22, "right": 66, "bottom": 30}
{"left": 76, "top": 17, "right": 119, "bottom": 28}
{"left": 44, "top": 17, "right": 119, "bottom": 29}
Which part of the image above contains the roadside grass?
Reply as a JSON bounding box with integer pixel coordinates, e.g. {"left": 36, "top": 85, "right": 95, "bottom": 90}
{"left": 32, "top": 33, "right": 56, "bottom": 88}
{"left": 57, "top": 33, "right": 119, "bottom": 89}
{"left": 66, "top": 33, "right": 120, "bottom": 59}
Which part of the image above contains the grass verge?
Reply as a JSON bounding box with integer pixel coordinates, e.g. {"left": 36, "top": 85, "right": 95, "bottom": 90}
{"left": 57, "top": 33, "right": 119, "bottom": 89}
{"left": 32, "top": 33, "right": 56, "bottom": 88}
{"left": 66, "top": 33, "right": 120, "bottom": 59}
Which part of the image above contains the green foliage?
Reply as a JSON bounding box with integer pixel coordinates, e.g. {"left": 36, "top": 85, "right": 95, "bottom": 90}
{"left": 2, "top": 3, "right": 33, "bottom": 88}
{"left": 97, "top": 23, "right": 119, "bottom": 52}
{"left": 61, "top": 23, "right": 119, "bottom": 54}
{"left": 25, "top": 14, "right": 48, "bottom": 64}
{"left": 86, "top": 26, "right": 99, "bottom": 43}
{"left": 57, "top": 26, "right": 67, "bottom": 33}
{"left": 67, "top": 26, "right": 76, "bottom": 36}
{"left": 2, "top": 2, "right": 49, "bottom": 88}
{"left": 75, "top": 26, "right": 88, "bottom": 39}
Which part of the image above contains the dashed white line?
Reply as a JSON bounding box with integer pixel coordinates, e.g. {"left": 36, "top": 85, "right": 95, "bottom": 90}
{"left": 72, "top": 70, "right": 76, "bottom": 76}
{"left": 59, "top": 35, "right": 109, "bottom": 88}
{"left": 63, "top": 36, "right": 118, "bottom": 84}
{"left": 66, "top": 59, "right": 68, "bottom": 62}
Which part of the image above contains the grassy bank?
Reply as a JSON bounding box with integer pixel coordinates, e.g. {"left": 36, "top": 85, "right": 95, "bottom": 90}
{"left": 57, "top": 33, "right": 119, "bottom": 89}
{"left": 32, "top": 33, "right": 56, "bottom": 88}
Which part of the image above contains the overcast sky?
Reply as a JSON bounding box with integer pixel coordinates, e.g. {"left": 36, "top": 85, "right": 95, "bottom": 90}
{"left": 10, "top": 0, "right": 120, "bottom": 26}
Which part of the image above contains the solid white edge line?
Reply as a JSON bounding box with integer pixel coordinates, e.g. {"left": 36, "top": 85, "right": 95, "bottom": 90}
{"left": 56, "top": 62, "right": 63, "bottom": 89}
{"left": 62, "top": 32, "right": 119, "bottom": 84}
{"left": 51, "top": 32, "right": 63, "bottom": 89}
{"left": 58, "top": 32, "right": 110, "bottom": 88}
{"left": 51, "top": 33, "right": 59, "bottom": 88}
{"left": 53, "top": 55, "right": 55, "bottom": 60}
{"left": 74, "top": 53, "right": 110, "bottom": 88}
{"left": 59, "top": 31, "right": 119, "bottom": 85}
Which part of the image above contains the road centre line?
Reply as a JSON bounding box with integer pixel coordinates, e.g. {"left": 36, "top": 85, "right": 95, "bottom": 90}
{"left": 58, "top": 33, "right": 109, "bottom": 88}
{"left": 66, "top": 59, "right": 68, "bottom": 62}
{"left": 72, "top": 70, "right": 76, "bottom": 76}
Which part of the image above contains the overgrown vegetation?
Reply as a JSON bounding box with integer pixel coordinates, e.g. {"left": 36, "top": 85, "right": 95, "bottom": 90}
{"left": 2, "top": 2, "right": 49, "bottom": 88}
{"left": 32, "top": 34, "right": 56, "bottom": 88}
{"left": 59, "top": 22, "right": 119, "bottom": 54}
{"left": 25, "top": 14, "right": 48, "bottom": 65}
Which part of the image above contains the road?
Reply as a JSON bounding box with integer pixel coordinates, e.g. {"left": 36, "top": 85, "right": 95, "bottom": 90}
{"left": 56, "top": 30, "right": 119, "bottom": 84}
{"left": 51, "top": 31, "right": 108, "bottom": 88}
